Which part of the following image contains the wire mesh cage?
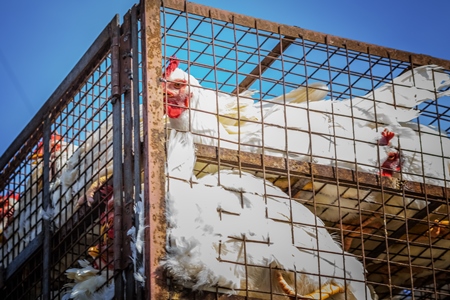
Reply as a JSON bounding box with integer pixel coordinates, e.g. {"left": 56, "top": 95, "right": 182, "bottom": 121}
{"left": 1, "top": 1, "right": 450, "bottom": 299}
{"left": 159, "top": 1, "right": 450, "bottom": 299}
{"left": 0, "top": 16, "right": 120, "bottom": 299}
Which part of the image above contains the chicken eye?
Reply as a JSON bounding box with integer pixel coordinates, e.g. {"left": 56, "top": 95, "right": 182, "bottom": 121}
{"left": 173, "top": 82, "right": 182, "bottom": 89}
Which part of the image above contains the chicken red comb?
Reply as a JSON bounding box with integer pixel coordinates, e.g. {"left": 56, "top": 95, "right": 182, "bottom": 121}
{"left": 163, "top": 56, "right": 179, "bottom": 79}
{"left": 0, "top": 192, "right": 20, "bottom": 201}
{"left": 51, "top": 133, "right": 63, "bottom": 142}
{"left": 32, "top": 133, "right": 64, "bottom": 156}
{"left": 380, "top": 151, "right": 401, "bottom": 177}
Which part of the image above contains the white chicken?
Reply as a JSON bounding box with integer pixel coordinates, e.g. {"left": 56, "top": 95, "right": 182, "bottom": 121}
{"left": 384, "top": 123, "right": 450, "bottom": 186}
{"left": 292, "top": 127, "right": 450, "bottom": 251}
{"left": 69, "top": 119, "right": 115, "bottom": 208}
{"left": 162, "top": 57, "right": 329, "bottom": 151}
{"left": 66, "top": 105, "right": 144, "bottom": 209}
{"left": 21, "top": 133, "right": 65, "bottom": 245}
{"left": 1, "top": 133, "right": 78, "bottom": 266}
{"left": 63, "top": 259, "right": 114, "bottom": 300}
{"left": 163, "top": 59, "right": 450, "bottom": 250}
{"left": 163, "top": 60, "right": 450, "bottom": 179}
{"left": 162, "top": 129, "right": 375, "bottom": 299}
{"left": 24, "top": 134, "right": 78, "bottom": 242}
{"left": 63, "top": 182, "right": 146, "bottom": 300}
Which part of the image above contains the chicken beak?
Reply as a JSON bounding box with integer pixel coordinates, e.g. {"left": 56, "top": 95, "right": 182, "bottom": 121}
{"left": 28, "top": 152, "right": 43, "bottom": 164}
{"left": 88, "top": 245, "right": 100, "bottom": 259}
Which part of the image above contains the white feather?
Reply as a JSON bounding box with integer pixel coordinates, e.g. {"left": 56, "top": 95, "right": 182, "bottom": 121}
{"left": 168, "top": 65, "right": 450, "bottom": 186}
{"left": 162, "top": 130, "right": 374, "bottom": 299}
{"left": 64, "top": 260, "right": 113, "bottom": 300}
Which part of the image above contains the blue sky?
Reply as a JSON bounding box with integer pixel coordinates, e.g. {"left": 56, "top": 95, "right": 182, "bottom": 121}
{"left": 1, "top": 0, "right": 449, "bottom": 157}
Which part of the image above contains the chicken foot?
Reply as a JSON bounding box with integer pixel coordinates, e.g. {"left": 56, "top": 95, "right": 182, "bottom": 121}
{"left": 428, "top": 219, "right": 449, "bottom": 238}
{"left": 76, "top": 175, "right": 110, "bottom": 208}
{"left": 276, "top": 270, "right": 344, "bottom": 299}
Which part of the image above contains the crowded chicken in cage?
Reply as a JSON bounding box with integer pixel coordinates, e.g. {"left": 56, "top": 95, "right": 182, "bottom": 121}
{"left": 43, "top": 53, "right": 449, "bottom": 299}
{"left": 3, "top": 48, "right": 450, "bottom": 299}
{"left": 1, "top": 133, "right": 78, "bottom": 263}
{"left": 162, "top": 57, "right": 450, "bottom": 234}
{"left": 162, "top": 57, "right": 450, "bottom": 184}
{"left": 162, "top": 129, "right": 376, "bottom": 299}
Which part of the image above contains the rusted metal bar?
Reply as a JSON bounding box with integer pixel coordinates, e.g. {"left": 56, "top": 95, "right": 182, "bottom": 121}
{"left": 231, "top": 36, "right": 296, "bottom": 94}
{"left": 163, "top": 0, "right": 450, "bottom": 70}
{"left": 141, "top": 0, "right": 167, "bottom": 298}
{"left": 175, "top": 290, "right": 262, "bottom": 299}
{"left": 0, "top": 16, "right": 115, "bottom": 190}
{"left": 120, "top": 9, "right": 136, "bottom": 299}
{"left": 5, "top": 234, "right": 43, "bottom": 279}
{"left": 110, "top": 15, "right": 125, "bottom": 300}
{"left": 41, "top": 122, "right": 51, "bottom": 300}
{"left": 131, "top": 4, "right": 144, "bottom": 299}
{"left": 195, "top": 144, "right": 450, "bottom": 200}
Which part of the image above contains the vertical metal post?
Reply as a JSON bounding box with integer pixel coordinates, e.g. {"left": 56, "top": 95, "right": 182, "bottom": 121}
{"left": 131, "top": 5, "right": 144, "bottom": 299}
{"left": 41, "top": 123, "right": 51, "bottom": 299}
{"left": 110, "top": 15, "right": 125, "bottom": 300}
{"left": 141, "top": 0, "right": 167, "bottom": 299}
{"left": 120, "top": 9, "right": 136, "bottom": 299}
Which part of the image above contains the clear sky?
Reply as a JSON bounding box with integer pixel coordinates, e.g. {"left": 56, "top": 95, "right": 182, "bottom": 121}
{"left": 1, "top": 0, "right": 449, "bottom": 157}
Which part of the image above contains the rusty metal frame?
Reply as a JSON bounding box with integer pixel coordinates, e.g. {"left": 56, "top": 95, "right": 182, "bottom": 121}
{"left": 0, "top": 16, "right": 118, "bottom": 290}
{"left": 120, "top": 8, "right": 137, "bottom": 299}
{"left": 41, "top": 120, "right": 51, "bottom": 299}
{"left": 160, "top": 0, "right": 450, "bottom": 70}
{"left": 195, "top": 144, "right": 450, "bottom": 199}
{"left": 0, "top": 0, "right": 449, "bottom": 299}
{"left": 155, "top": 2, "right": 450, "bottom": 299}
{"left": 110, "top": 13, "right": 126, "bottom": 299}
{"left": 131, "top": 5, "right": 145, "bottom": 299}
{"left": 141, "top": 0, "right": 168, "bottom": 299}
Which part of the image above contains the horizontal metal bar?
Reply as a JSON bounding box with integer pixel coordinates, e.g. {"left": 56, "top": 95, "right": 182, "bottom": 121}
{"left": 195, "top": 144, "right": 450, "bottom": 200}
{"left": 5, "top": 234, "right": 43, "bottom": 280}
{"left": 162, "top": 0, "right": 450, "bottom": 70}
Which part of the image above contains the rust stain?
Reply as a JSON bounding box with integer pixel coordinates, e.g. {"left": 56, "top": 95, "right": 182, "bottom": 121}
{"left": 195, "top": 143, "right": 450, "bottom": 199}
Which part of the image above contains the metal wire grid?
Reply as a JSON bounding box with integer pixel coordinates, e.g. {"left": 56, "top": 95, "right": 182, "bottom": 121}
{"left": 0, "top": 47, "right": 114, "bottom": 298}
{"left": 160, "top": 3, "right": 450, "bottom": 300}
{"left": 45, "top": 54, "right": 115, "bottom": 298}
{"left": 1, "top": 145, "right": 40, "bottom": 266}
{"left": 0, "top": 1, "right": 449, "bottom": 299}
